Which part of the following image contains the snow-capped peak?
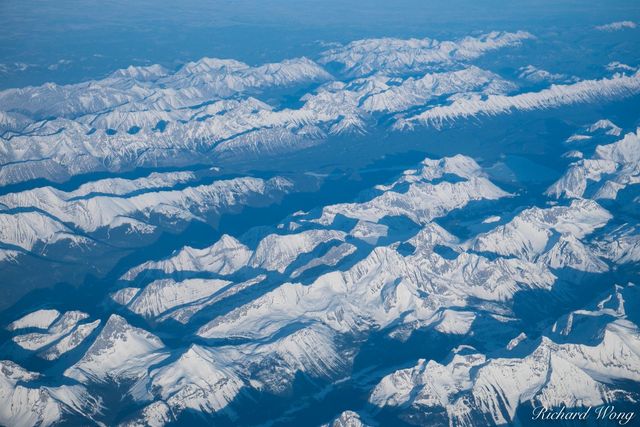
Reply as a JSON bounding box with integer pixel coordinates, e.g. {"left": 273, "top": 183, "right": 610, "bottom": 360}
{"left": 64, "top": 315, "right": 168, "bottom": 384}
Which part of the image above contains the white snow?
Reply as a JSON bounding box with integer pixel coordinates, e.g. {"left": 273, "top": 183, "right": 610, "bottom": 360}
{"left": 64, "top": 315, "right": 168, "bottom": 384}
{"left": 0, "top": 360, "right": 100, "bottom": 427}
{"left": 122, "top": 234, "right": 252, "bottom": 281}
{"left": 7, "top": 309, "right": 60, "bottom": 331}
{"left": 250, "top": 229, "right": 346, "bottom": 273}
{"left": 313, "top": 156, "right": 509, "bottom": 227}
{"left": 127, "top": 278, "right": 232, "bottom": 319}
{"left": 482, "top": 215, "right": 501, "bottom": 224}
{"left": 371, "top": 318, "right": 640, "bottom": 425}
{"left": 471, "top": 199, "right": 611, "bottom": 260}
{"left": 39, "top": 320, "right": 101, "bottom": 361}
{"left": 396, "top": 72, "right": 640, "bottom": 129}
{"left": 547, "top": 128, "right": 640, "bottom": 200}
{"left": 320, "top": 31, "right": 533, "bottom": 76}
{"left": 0, "top": 176, "right": 293, "bottom": 258}
{"left": 131, "top": 345, "right": 244, "bottom": 416}
{"left": 13, "top": 311, "right": 90, "bottom": 351}
{"left": 110, "top": 287, "right": 141, "bottom": 305}
{"left": 321, "top": 410, "right": 371, "bottom": 427}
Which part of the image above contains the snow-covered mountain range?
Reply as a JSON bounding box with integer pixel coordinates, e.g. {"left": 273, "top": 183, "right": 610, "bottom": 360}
{"left": 3, "top": 141, "right": 640, "bottom": 425}
{"left": 1, "top": 23, "right": 639, "bottom": 427}
{"left": 2, "top": 30, "right": 637, "bottom": 188}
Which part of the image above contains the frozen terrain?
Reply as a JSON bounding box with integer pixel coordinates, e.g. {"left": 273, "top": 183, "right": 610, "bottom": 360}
{"left": 1, "top": 2, "right": 639, "bottom": 426}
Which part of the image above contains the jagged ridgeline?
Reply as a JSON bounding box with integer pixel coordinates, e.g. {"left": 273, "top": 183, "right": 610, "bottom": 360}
{"left": 0, "top": 14, "right": 639, "bottom": 427}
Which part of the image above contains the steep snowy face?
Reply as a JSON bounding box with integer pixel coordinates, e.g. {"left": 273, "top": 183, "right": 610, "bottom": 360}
{"left": 370, "top": 287, "right": 640, "bottom": 426}
{"left": 380, "top": 154, "right": 488, "bottom": 186}
{"left": 39, "top": 320, "right": 101, "bottom": 361}
{"left": 125, "top": 324, "right": 346, "bottom": 426}
{"left": 0, "top": 175, "right": 293, "bottom": 234}
{"left": 471, "top": 335, "right": 635, "bottom": 424}
{"left": 470, "top": 199, "right": 611, "bottom": 261}
{"left": 395, "top": 71, "right": 640, "bottom": 130}
{"left": 0, "top": 111, "right": 30, "bottom": 133}
{"left": 122, "top": 234, "right": 252, "bottom": 281}
{"left": 0, "top": 174, "right": 293, "bottom": 265}
{"left": 360, "top": 67, "right": 516, "bottom": 113}
{"left": 539, "top": 234, "right": 608, "bottom": 272}
{"left": 298, "top": 67, "right": 516, "bottom": 135}
{"left": 130, "top": 345, "right": 246, "bottom": 418}
{"left": 249, "top": 229, "right": 347, "bottom": 272}
{"left": 6, "top": 309, "right": 60, "bottom": 331}
{"left": 5, "top": 310, "right": 101, "bottom": 361}
{"left": 126, "top": 278, "right": 233, "bottom": 320}
{"left": 547, "top": 128, "right": 640, "bottom": 200}
{"left": 290, "top": 242, "right": 357, "bottom": 278}
{"left": 133, "top": 276, "right": 266, "bottom": 325}
{"left": 227, "top": 323, "right": 348, "bottom": 392}
{"left": 321, "top": 410, "right": 372, "bottom": 427}
{"left": 595, "top": 225, "right": 640, "bottom": 264}
{"left": 0, "top": 171, "right": 198, "bottom": 207}
{"left": 550, "top": 284, "right": 631, "bottom": 340}
{"left": 312, "top": 155, "right": 509, "bottom": 226}
{"left": 0, "top": 211, "right": 94, "bottom": 255}
{"left": 64, "top": 315, "right": 168, "bottom": 384}
{"left": 0, "top": 360, "right": 101, "bottom": 427}
{"left": 369, "top": 353, "right": 486, "bottom": 409}
{"left": 11, "top": 311, "right": 99, "bottom": 360}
